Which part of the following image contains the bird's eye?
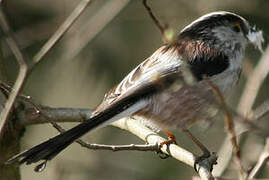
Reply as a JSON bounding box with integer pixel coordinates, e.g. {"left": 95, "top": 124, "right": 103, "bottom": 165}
{"left": 232, "top": 23, "right": 241, "bottom": 32}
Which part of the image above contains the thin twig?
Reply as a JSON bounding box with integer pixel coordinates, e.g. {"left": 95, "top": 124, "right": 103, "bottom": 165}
{"left": 51, "top": 121, "right": 159, "bottom": 152}
{"left": 237, "top": 47, "right": 269, "bottom": 117}
{"left": 205, "top": 79, "right": 245, "bottom": 179}
{"left": 247, "top": 138, "right": 269, "bottom": 179}
{"left": 142, "top": 0, "right": 174, "bottom": 43}
{"left": 251, "top": 100, "right": 269, "bottom": 121}
{"left": 228, "top": 107, "right": 267, "bottom": 137}
{"left": 30, "top": 0, "right": 93, "bottom": 69}
{"left": 0, "top": 6, "right": 28, "bottom": 136}
{"left": 142, "top": 0, "right": 166, "bottom": 35}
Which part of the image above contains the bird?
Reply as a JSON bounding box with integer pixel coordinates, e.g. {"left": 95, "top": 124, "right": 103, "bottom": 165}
{"left": 7, "top": 11, "right": 264, "bottom": 172}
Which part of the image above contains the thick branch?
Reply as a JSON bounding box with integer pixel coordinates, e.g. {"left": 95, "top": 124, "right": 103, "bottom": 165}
{"left": 19, "top": 106, "right": 91, "bottom": 125}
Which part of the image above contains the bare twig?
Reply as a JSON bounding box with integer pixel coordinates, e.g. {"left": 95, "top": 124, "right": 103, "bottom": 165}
{"left": 0, "top": 6, "right": 28, "bottom": 136}
{"left": 214, "top": 47, "right": 269, "bottom": 176}
{"left": 237, "top": 47, "right": 269, "bottom": 117}
{"left": 251, "top": 99, "right": 269, "bottom": 121}
{"left": 0, "top": 0, "right": 94, "bottom": 135}
{"left": 1, "top": 18, "right": 60, "bottom": 58}
{"left": 247, "top": 138, "right": 269, "bottom": 179}
{"left": 59, "top": 0, "right": 130, "bottom": 62}
{"left": 205, "top": 79, "right": 245, "bottom": 179}
{"left": 30, "top": 0, "right": 93, "bottom": 69}
{"left": 52, "top": 121, "right": 159, "bottom": 152}
{"left": 142, "top": 0, "right": 166, "bottom": 35}
{"left": 142, "top": 0, "right": 174, "bottom": 43}
{"left": 228, "top": 108, "right": 267, "bottom": 137}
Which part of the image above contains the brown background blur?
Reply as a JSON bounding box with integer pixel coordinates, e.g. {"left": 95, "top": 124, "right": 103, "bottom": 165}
{"left": 2, "top": 0, "right": 269, "bottom": 179}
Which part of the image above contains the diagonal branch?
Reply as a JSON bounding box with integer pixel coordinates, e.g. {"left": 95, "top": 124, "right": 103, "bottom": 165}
{"left": 142, "top": 0, "right": 174, "bottom": 43}
{"left": 30, "top": 0, "right": 94, "bottom": 69}
{"left": 58, "top": 0, "right": 130, "bottom": 62}
{"left": 247, "top": 137, "right": 269, "bottom": 179}
{"left": 142, "top": 0, "right": 166, "bottom": 35}
{"left": 0, "top": 6, "right": 28, "bottom": 136}
{"left": 0, "top": 0, "right": 95, "bottom": 136}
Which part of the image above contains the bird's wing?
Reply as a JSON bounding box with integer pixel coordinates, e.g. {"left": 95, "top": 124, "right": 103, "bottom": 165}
{"left": 93, "top": 45, "right": 183, "bottom": 115}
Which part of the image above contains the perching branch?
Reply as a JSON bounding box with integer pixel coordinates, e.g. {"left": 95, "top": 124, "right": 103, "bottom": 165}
{"left": 113, "top": 118, "right": 216, "bottom": 180}
{"left": 15, "top": 100, "right": 216, "bottom": 180}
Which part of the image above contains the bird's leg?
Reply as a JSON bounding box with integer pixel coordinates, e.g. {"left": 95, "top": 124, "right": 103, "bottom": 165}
{"left": 157, "top": 129, "right": 177, "bottom": 159}
{"left": 183, "top": 129, "right": 216, "bottom": 172}
{"left": 183, "top": 129, "right": 210, "bottom": 156}
{"left": 160, "top": 129, "right": 177, "bottom": 148}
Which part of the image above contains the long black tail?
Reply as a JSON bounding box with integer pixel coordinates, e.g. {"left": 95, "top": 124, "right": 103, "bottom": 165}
{"left": 6, "top": 115, "right": 106, "bottom": 166}
{"left": 6, "top": 75, "right": 157, "bottom": 169}
{"left": 6, "top": 95, "right": 147, "bottom": 168}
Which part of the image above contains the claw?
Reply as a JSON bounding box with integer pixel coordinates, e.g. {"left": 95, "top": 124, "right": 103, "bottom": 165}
{"left": 194, "top": 152, "right": 218, "bottom": 172}
{"left": 156, "top": 150, "right": 170, "bottom": 159}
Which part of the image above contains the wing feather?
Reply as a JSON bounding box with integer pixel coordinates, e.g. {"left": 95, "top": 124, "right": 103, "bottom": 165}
{"left": 93, "top": 46, "right": 183, "bottom": 115}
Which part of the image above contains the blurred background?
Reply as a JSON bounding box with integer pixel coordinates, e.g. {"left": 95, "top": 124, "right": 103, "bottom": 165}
{"left": 1, "top": 0, "right": 269, "bottom": 179}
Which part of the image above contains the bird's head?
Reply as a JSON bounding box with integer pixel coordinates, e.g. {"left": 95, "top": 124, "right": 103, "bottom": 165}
{"left": 179, "top": 11, "right": 264, "bottom": 57}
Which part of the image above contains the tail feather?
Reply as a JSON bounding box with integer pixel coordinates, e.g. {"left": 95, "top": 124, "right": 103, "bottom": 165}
{"left": 7, "top": 119, "right": 99, "bottom": 165}
{"left": 6, "top": 99, "right": 148, "bottom": 166}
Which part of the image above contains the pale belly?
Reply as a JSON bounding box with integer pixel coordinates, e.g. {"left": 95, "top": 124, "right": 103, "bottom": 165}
{"left": 134, "top": 69, "right": 240, "bottom": 129}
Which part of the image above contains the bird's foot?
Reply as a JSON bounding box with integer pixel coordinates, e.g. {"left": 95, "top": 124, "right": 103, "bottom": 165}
{"left": 194, "top": 151, "right": 218, "bottom": 172}
{"left": 157, "top": 130, "right": 177, "bottom": 159}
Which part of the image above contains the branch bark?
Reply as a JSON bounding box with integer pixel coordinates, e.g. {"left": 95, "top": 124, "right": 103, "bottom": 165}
{"left": 15, "top": 104, "right": 216, "bottom": 180}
